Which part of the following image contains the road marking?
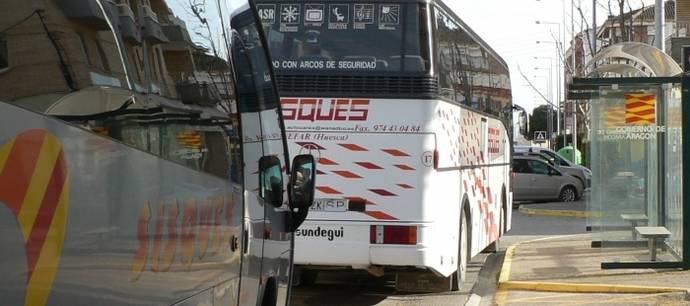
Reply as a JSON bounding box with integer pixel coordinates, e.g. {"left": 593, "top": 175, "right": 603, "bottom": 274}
{"left": 518, "top": 206, "right": 599, "bottom": 218}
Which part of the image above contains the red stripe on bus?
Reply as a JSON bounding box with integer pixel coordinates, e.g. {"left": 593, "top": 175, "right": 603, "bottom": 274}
{"left": 332, "top": 170, "right": 363, "bottom": 179}
{"left": 382, "top": 149, "right": 410, "bottom": 157}
{"left": 394, "top": 164, "right": 415, "bottom": 171}
{"left": 355, "top": 162, "right": 383, "bottom": 170}
{"left": 316, "top": 186, "right": 343, "bottom": 194}
{"left": 0, "top": 130, "right": 46, "bottom": 215}
{"left": 369, "top": 189, "right": 397, "bottom": 197}
{"left": 339, "top": 143, "right": 368, "bottom": 151}
{"left": 26, "top": 153, "right": 67, "bottom": 279}
{"left": 319, "top": 157, "right": 339, "bottom": 165}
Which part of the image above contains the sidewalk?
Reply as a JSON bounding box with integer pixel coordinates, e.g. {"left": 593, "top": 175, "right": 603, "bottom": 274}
{"left": 494, "top": 234, "right": 690, "bottom": 305}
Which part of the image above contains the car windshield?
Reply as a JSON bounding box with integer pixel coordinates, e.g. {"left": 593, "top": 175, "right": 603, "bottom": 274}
{"left": 541, "top": 150, "right": 571, "bottom": 167}
{"left": 256, "top": 2, "right": 429, "bottom": 75}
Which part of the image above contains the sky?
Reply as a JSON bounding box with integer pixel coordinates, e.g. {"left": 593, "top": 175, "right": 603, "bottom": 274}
{"left": 167, "top": 0, "right": 659, "bottom": 115}
{"left": 449, "top": 0, "right": 656, "bottom": 114}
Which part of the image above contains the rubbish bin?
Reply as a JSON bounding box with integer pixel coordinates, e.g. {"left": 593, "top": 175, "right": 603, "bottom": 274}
{"left": 558, "top": 145, "right": 582, "bottom": 165}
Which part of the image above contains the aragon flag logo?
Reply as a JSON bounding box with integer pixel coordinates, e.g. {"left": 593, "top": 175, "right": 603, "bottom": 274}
{"left": 0, "top": 129, "right": 70, "bottom": 306}
{"left": 625, "top": 92, "right": 657, "bottom": 125}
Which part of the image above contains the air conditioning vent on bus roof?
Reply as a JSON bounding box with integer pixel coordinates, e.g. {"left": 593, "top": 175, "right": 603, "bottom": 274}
{"left": 275, "top": 75, "right": 439, "bottom": 98}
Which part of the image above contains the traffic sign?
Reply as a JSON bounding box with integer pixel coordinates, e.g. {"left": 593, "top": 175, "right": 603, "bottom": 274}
{"left": 534, "top": 131, "right": 547, "bottom": 143}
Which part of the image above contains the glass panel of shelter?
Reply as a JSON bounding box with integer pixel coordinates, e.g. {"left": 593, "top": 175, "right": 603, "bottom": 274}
{"left": 591, "top": 84, "right": 683, "bottom": 265}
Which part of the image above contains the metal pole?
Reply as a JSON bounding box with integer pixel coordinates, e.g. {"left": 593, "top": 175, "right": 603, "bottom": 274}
{"left": 572, "top": 0, "right": 576, "bottom": 76}
{"left": 549, "top": 61, "right": 554, "bottom": 147}
{"left": 592, "top": 0, "right": 597, "bottom": 57}
{"left": 655, "top": 0, "right": 665, "bottom": 51}
{"left": 549, "top": 60, "right": 558, "bottom": 149}
{"left": 556, "top": 24, "right": 561, "bottom": 146}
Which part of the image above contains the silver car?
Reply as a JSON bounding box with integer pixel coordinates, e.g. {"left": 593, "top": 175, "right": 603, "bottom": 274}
{"left": 515, "top": 145, "right": 592, "bottom": 187}
{"left": 513, "top": 156, "right": 585, "bottom": 202}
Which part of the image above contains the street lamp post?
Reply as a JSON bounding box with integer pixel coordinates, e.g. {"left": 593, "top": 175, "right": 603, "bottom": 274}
{"left": 535, "top": 55, "right": 564, "bottom": 146}
{"left": 536, "top": 21, "right": 563, "bottom": 149}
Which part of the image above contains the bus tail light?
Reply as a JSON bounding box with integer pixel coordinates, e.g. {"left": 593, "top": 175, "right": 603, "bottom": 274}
{"left": 370, "top": 225, "right": 417, "bottom": 245}
{"left": 433, "top": 149, "right": 439, "bottom": 170}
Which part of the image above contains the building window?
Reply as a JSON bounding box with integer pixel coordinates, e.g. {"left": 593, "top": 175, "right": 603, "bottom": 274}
{"left": 0, "top": 34, "right": 8, "bottom": 72}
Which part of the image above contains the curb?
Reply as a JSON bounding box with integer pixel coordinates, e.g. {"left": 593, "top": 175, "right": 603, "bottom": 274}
{"left": 518, "top": 206, "right": 597, "bottom": 218}
{"left": 498, "top": 280, "right": 687, "bottom": 294}
{"left": 497, "top": 234, "right": 689, "bottom": 301}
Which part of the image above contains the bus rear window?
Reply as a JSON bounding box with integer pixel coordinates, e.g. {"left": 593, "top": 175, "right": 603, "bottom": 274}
{"left": 257, "top": 2, "right": 429, "bottom": 74}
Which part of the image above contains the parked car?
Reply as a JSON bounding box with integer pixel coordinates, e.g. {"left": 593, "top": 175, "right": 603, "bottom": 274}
{"left": 512, "top": 156, "right": 585, "bottom": 202}
{"left": 513, "top": 151, "right": 588, "bottom": 188}
{"left": 515, "top": 145, "right": 592, "bottom": 187}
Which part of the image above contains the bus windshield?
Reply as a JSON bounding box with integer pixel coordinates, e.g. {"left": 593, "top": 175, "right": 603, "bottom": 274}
{"left": 257, "top": 2, "right": 429, "bottom": 75}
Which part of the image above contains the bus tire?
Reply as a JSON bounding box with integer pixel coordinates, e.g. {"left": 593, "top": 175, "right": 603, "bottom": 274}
{"left": 452, "top": 203, "right": 470, "bottom": 291}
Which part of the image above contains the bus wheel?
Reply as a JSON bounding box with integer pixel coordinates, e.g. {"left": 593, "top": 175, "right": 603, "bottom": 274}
{"left": 452, "top": 210, "right": 469, "bottom": 291}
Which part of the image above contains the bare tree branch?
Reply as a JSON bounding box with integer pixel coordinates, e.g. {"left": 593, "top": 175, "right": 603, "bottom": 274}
{"left": 574, "top": 4, "right": 595, "bottom": 56}
{"left": 518, "top": 64, "right": 552, "bottom": 106}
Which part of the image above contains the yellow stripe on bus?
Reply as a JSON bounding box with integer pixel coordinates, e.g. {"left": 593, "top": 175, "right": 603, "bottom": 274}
{"left": 17, "top": 134, "right": 62, "bottom": 240}
{"left": 0, "top": 139, "right": 15, "bottom": 174}
{"left": 24, "top": 178, "right": 69, "bottom": 306}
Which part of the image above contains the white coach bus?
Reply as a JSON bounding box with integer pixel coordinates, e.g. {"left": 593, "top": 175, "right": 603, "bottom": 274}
{"left": 0, "top": 1, "right": 314, "bottom": 305}
{"left": 257, "top": 0, "right": 513, "bottom": 290}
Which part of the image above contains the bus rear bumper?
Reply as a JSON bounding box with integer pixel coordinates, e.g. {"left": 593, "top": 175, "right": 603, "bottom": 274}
{"left": 294, "top": 223, "right": 456, "bottom": 277}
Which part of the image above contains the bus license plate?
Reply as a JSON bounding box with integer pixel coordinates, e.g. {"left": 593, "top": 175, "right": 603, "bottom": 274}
{"left": 311, "top": 198, "right": 349, "bottom": 212}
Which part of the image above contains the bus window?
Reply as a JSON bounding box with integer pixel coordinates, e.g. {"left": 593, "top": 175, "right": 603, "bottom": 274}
{"left": 232, "top": 9, "right": 279, "bottom": 112}
{"left": 259, "top": 2, "right": 429, "bottom": 75}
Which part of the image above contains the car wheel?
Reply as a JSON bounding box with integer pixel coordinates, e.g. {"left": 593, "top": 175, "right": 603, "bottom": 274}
{"left": 559, "top": 186, "right": 577, "bottom": 202}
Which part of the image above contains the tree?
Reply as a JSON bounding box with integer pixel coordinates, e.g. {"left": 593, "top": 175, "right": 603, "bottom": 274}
{"left": 528, "top": 105, "right": 559, "bottom": 141}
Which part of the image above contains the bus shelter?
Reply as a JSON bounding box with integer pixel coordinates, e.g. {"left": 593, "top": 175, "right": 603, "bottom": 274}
{"left": 569, "top": 42, "right": 690, "bottom": 269}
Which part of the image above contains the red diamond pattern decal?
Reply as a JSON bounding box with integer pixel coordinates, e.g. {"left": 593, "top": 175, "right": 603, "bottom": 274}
{"left": 332, "top": 170, "right": 363, "bottom": 179}
{"left": 397, "top": 184, "right": 414, "bottom": 189}
{"left": 394, "top": 164, "right": 415, "bottom": 171}
{"left": 382, "top": 149, "right": 410, "bottom": 157}
{"left": 319, "top": 157, "right": 339, "bottom": 165}
{"left": 356, "top": 162, "right": 383, "bottom": 170}
{"left": 316, "top": 186, "right": 343, "bottom": 194}
{"left": 339, "top": 143, "right": 368, "bottom": 151}
{"left": 369, "top": 189, "right": 397, "bottom": 196}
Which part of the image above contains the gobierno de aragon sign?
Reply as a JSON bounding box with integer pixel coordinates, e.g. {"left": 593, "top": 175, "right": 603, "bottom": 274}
{"left": 596, "top": 92, "right": 665, "bottom": 141}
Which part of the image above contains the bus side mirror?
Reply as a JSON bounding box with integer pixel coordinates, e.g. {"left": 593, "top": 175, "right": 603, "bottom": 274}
{"left": 289, "top": 154, "right": 316, "bottom": 210}
{"left": 518, "top": 111, "right": 528, "bottom": 137}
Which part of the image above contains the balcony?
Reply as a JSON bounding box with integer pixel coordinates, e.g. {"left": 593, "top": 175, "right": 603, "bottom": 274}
{"left": 162, "top": 16, "right": 192, "bottom": 51}
{"left": 55, "top": 0, "right": 110, "bottom": 30}
{"left": 141, "top": 5, "right": 168, "bottom": 44}
{"left": 116, "top": 3, "right": 141, "bottom": 43}
{"left": 176, "top": 81, "right": 221, "bottom": 106}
